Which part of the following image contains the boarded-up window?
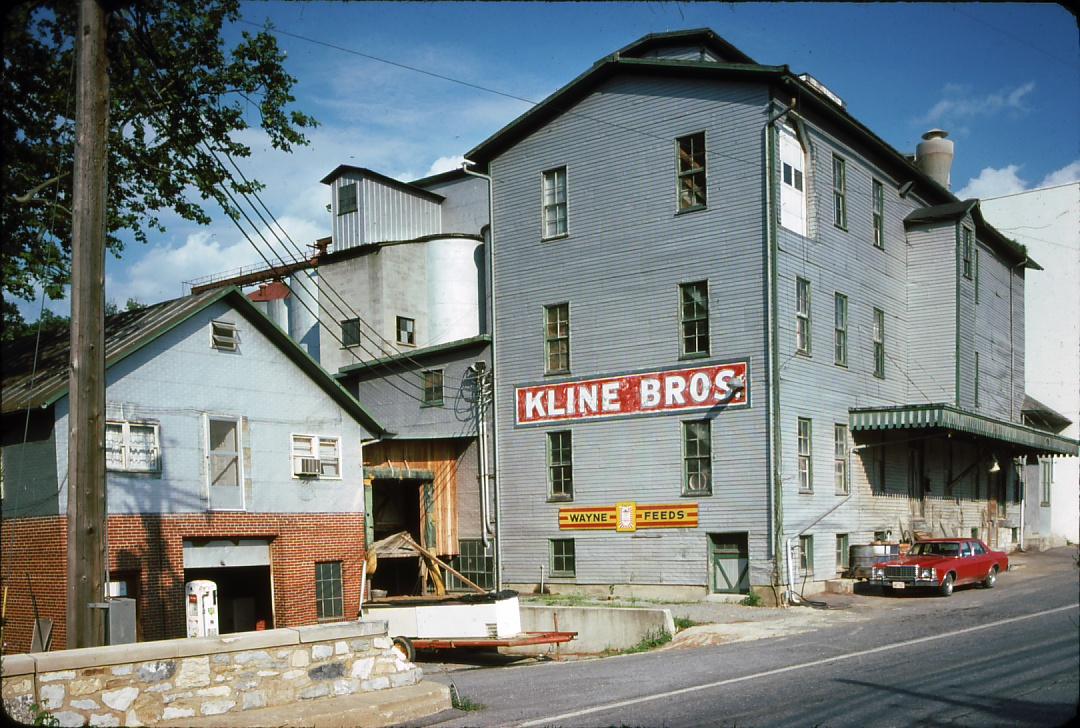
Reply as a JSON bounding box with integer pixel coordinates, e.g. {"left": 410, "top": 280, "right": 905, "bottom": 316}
{"left": 779, "top": 124, "right": 806, "bottom": 235}
{"left": 341, "top": 318, "right": 361, "bottom": 347}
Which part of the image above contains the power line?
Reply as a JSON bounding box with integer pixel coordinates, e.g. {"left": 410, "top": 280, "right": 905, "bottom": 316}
{"left": 120, "top": 24, "right": 479, "bottom": 404}
{"left": 236, "top": 18, "right": 764, "bottom": 174}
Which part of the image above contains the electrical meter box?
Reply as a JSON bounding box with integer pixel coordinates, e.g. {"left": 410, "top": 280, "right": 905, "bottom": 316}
{"left": 185, "top": 579, "right": 219, "bottom": 638}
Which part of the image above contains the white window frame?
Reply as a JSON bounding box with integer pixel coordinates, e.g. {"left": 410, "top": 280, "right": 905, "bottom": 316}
{"left": 676, "top": 131, "right": 707, "bottom": 212}
{"left": 541, "top": 166, "right": 568, "bottom": 239}
{"left": 873, "top": 307, "right": 885, "bottom": 379}
{"left": 834, "top": 292, "right": 847, "bottom": 367}
{"left": 210, "top": 320, "right": 239, "bottom": 352}
{"left": 291, "top": 433, "right": 343, "bottom": 480}
{"left": 105, "top": 420, "right": 161, "bottom": 473}
{"left": 872, "top": 178, "right": 885, "bottom": 249}
{"left": 798, "top": 417, "right": 813, "bottom": 493}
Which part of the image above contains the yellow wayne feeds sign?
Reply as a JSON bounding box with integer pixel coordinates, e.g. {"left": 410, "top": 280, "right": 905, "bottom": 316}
{"left": 558, "top": 502, "right": 699, "bottom": 532}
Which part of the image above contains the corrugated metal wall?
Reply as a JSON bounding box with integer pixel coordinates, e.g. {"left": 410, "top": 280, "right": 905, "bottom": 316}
{"left": 329, "top": 173, "right": 441, "bottom": 251}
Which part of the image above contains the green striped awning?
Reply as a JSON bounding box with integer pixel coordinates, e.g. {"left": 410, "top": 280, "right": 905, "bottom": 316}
{"left": 850, "top": 403, "right": 1078, "bottom": 456}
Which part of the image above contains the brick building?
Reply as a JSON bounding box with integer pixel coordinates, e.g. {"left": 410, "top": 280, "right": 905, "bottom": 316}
{"left": 0, "top": 287, "right": 382, "bottom": 652}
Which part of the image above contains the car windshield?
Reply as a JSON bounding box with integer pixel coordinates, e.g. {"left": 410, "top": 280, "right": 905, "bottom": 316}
{"left": 909, "top": 542, "right": 961, "bottom": 557}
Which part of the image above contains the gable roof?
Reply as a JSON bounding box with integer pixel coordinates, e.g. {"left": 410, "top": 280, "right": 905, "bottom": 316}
{"left": 615, "top": 27, "right": 757, "bottom": 64}
{"left": 904, "top": 200, "right": 1040, "bottom": 269}
{"left": 335, "top": 334, "right": 491, "bottom": 379}
{"left": 319, "top": 165, "right": 445, "bottom": 203}
{"left": 1, "top": 287, "right": 385, "bottom": 435}
{"left": 463, "top": 28, "right": 1033, "bottom": 268}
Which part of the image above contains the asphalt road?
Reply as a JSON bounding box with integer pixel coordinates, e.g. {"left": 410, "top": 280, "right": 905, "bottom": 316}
{"left": 411, "top": 548, "right": 1080, "bottom": 727}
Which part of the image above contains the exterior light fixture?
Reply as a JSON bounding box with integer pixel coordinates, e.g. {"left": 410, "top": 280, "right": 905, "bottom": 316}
{"left": 989, "top": 456, "right": 1001, "bottom": 473}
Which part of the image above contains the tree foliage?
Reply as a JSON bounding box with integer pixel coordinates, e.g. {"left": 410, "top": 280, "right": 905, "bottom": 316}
{"left": 1, "top": 0, "right": 316, "bottom": 321}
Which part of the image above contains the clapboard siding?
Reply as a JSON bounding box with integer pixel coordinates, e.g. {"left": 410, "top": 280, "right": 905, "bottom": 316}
{"left": 905, "top": 221, "right": 957, "bottom": 403}
{"left": 492, "top": 74, "right": 773, "bottom": 588}
{"left": 972, "top": 241, "right": 1024, "bottom": 421}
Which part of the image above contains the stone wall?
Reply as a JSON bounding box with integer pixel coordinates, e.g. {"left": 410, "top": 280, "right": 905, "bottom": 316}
{"left": 1, "top": 620, "right": 416, "bottom": 727}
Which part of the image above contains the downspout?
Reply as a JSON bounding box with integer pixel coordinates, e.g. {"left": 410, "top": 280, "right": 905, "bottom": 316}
{"left": 764, "top": 97, "right": 794, "bottom": 604}
{"left": 462, "top": 160, "right": 501, "bottom": 590}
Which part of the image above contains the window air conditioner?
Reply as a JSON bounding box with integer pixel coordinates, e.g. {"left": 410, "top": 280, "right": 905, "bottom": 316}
{"left": 296, "top": 457, "right": 320, "bottom": 476}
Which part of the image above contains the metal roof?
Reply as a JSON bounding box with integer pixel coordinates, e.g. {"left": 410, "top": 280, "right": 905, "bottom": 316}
{"left": 335, "top": 335, "right": 491, "bottom": 379}
{"left": 1, "top": 287, "right": 385, "bottom": 435}
{"left": 904, "top": 200, "right": 1039, "bottom": 269}
{"left": 1022, "top": 394, "right": 1073, "bottom": 434}
{"left": 849, "top": 403, "right": 1078, "bottom": 457}
{"left": 318, "top": 165, "right": 445, "bottom": 203}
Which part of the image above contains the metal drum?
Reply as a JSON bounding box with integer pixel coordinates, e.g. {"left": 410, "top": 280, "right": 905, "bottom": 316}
{"left": 848, "top": 543, "right": 899, "bottom": 578}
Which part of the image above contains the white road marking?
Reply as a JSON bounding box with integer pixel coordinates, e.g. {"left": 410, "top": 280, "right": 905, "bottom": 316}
{"left": 517, "top": 602, "right": 1080, "bottom": 727}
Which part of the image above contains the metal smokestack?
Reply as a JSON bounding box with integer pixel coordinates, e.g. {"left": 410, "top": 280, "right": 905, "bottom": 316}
{"left": 915, "top": 129, "right": 954, "bottom": 190}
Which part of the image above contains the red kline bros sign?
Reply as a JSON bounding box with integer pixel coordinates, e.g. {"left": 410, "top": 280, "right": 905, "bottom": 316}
{"left": 515, "top": 361, "right": 749, "bottom": 426}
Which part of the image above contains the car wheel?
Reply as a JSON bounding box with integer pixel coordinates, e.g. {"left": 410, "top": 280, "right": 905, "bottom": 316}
{"left": 938, "top": 573, "right": 954, "bottom": 597}
{"left": 982, "top": 566, "right": 998, "bottom": 589}
{"left": 392, "top": 636, "right": 415, "bottom": 662}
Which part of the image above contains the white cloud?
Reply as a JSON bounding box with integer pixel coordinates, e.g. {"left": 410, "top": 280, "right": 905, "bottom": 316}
{"left": 1038, "top": 160, "right": 1080, "bottom": 188}
{"left": 105, "top": 215, "right": 326, "bottom": 306}
{"left": 956, "top": 159, "right": 1080, "bottom": 199}
{"left": 919, "top": 81, "right": 1035, "bottom": 125}
{"left": 956, "top": 164, "right": 1028, "bottom": 199}
{"left": 425, "top": 155, "right": 465, "bottom": 177}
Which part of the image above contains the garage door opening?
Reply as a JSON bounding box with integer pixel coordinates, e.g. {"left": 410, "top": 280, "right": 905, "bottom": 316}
{"left": 182, "top": 538, "right": 274, "bottom": 634}
{"left": 371, "top": 478, "right": 424, "bottom": 596}
{"left": 182, "top": 565, "right": 273, "bottom": 633}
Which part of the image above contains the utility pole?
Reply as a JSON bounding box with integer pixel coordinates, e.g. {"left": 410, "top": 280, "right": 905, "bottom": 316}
{"left": 67, "top": 0, "right": 110, "bottom": 649}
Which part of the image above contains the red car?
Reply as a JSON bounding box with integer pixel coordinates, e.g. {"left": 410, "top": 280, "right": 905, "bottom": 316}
{"left": 869, "top": 538, "right": 1008, "bottom": 597}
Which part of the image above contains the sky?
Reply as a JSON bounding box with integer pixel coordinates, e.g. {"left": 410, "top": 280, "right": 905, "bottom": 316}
{"left": 16, "top": 1, "right": 1080, "bottom": 318}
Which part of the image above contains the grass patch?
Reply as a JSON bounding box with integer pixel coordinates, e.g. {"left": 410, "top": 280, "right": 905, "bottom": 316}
{"left": 527, "top": 593, "right": 592, "bottom": 607}
{"left": 604, "top": 628, "right": 673, "bottom": 656}
{"left": 739, "top": 592, "right": 764, "bottom": 607}
{"left": 674, "top": 616, "right": 699, "bottom": 631}
{"left": 449, "top": 682, "right": 485, "bottom": 712}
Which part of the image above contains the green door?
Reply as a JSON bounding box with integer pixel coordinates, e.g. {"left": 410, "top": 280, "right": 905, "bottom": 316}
{"left": 710, "top": 533, "right": 750, "bottom": 594}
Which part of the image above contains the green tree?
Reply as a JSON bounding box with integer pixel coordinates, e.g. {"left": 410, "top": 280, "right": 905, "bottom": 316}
{"left": 1, "top": 0, "right": 316, "bottom": 329}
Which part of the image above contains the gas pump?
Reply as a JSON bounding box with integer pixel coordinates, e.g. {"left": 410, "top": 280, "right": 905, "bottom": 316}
{"left": 185, "top": 580, "right": 219, "bottom": 638}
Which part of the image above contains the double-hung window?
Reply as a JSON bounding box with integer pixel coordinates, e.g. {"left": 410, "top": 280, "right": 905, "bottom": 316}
{"left": 315, "top": 561, "right": 343, "bottom": 620}
{"left": 798, "top": 418, "right": 813, "bottom": 492}
{"left": 799, "top": 535, "right": 814, "bottom": 574}
{"left": 1040, "top": 459, "right": 1053, "bottom": 505}
{"left": 834, "top": 292, "right": 848, "bottom": 366}
{"left": 873, "top": 307, "right": 885, "bottom": 378}
{"left": 542, "top": 167, "right": 568, "bottom": 238}
{"left": 396, "top": 316, "right": 415, "bottom": 346}
{"left": 292, "top": 434, "right": 341, "bottom": 478}
{"left": 550, "top": 539, "right": 576, "bottom": 577}
{"left": 422, "top": 369, "right": 444, "bottom": 406}
{"left": 962, "top": 227, "right": 974, "bottom": 279}
{"left": 105, "top": 421, "right": 160, "bottom": 473}
{"left": 832, "top": 155, "right": 847, "bottom": 229}
{"left": 872, "top": 179, "right": 884, "bottom": 248}
{"left": 682, "top": 420, "right": 712, "bottom": 496}
{"left": 834, "top": 424, "right": 849, "bottom": 494}
{"left": 796, "top": 277, "right": 811, "bottom": 355}
{"left": 676, "top": 132, "right": 707, "bottom": 211}
{"left": 544, "top": 303, "right": 570, "bottom": 374}
{"left": 836, "top": 534, "right": 849, "bottom": 572}
{"left": 547, "top": 431, "right": 573, "bottom": 500}
{"left": 679, "top": 281, "right": 710, "bottom": 357}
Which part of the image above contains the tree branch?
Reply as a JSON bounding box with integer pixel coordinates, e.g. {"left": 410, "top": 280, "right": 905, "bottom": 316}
{"left": 12, "top": 172, "right": 70, "bottom": 204}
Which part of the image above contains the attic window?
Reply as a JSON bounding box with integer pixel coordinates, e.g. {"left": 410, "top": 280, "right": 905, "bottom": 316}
{"left": 338, "top": 182, "right": 358, "bottom": 215}
{"left": 211, "top": 321, "right": 238, "bottom": 352}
